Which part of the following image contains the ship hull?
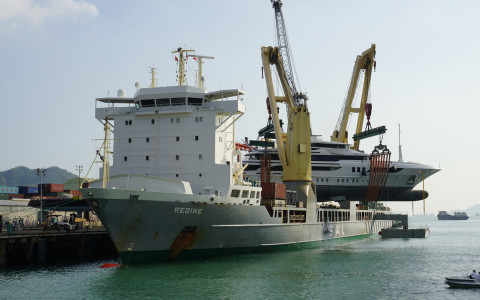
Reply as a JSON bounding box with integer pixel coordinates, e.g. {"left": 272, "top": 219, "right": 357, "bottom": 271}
{"left": 84, "top": 188, "right": 392, "bottom": 264}
{"left": 437, "top": 216, "right": 469, "bottom": 220}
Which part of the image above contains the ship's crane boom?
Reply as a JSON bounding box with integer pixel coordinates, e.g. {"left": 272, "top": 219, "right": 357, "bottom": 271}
{"left": 261, "top": 46, "right": 316, "bottom": 222}
{"left": 271, "top": 0, "right": 307, "bottom": 103}
{"left": 331, "top": 44, "right": 377, "bottom": 150}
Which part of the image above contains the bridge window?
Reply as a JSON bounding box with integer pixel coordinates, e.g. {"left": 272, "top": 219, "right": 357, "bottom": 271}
{"left": 156, "top": 98, "right": 170, "bottom": 106}
{"left": 141, "top": 99, "right": 155, "bottom": 107}
{"left": 241, "top": 190, "right": 249, "bottom": 198}
{"left": 231, "top": 190, "right": 240, "bottom": 197}
{"left": 188, "top": 97, "right": 203, "bottom": 106}
{"left": 171, "top": 97, "right": 186, "bottom": 106}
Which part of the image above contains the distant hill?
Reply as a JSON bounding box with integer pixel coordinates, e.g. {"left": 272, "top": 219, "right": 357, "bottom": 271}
{"left": 466, "top": 204, "right": 480, "bottom": 216}
{"left": 0, "top": 166, "right": 76, "bottom": 187}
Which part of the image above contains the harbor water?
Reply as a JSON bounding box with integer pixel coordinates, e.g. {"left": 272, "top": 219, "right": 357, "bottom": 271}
{"left": 2, "top": 215, "right": 479, "bottom": 299}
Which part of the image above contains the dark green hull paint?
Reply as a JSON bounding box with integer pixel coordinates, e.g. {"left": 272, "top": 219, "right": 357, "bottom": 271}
{"left": 118, "top": 233, "right": 371, "bottom": 264}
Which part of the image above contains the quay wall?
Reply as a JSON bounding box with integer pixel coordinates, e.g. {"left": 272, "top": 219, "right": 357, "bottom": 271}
{"left": 0, "top": 229, "right": 117, "bottom": 267}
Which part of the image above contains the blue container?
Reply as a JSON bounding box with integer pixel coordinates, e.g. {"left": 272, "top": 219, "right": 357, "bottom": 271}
{"left": 0, "top": 186, "right": 18, "bottom": 194}
{"left": 19, "top": 186, "right": 38, "bottom": 194}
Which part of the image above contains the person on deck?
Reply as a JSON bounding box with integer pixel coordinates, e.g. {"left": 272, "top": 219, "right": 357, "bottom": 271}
{"left": 469, "top": 270, "right": 477, "bottom": 279}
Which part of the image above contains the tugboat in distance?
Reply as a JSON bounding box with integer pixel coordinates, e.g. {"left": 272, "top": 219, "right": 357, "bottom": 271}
{"left": 437, "top": 211, "right": 469, "bottom": 220}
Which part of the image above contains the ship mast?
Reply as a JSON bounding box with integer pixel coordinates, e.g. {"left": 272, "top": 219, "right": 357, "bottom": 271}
{"left": 102, "top": 118, "right": 112, "bottom": 188}
{"left": 398, "top": 123, "right": 403, "bottom": 162}
{"left": 187, "top": 54, "right": 215, "bottom": 89}
{"left": 149, "top": 67, "right": 157, "bottom": 88}
{"left": 172, "top": 47, "right": 195, "bottom": 86}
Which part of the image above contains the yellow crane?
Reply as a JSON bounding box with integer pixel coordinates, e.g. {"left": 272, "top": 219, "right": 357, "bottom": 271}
{"left": 331, "top": 44, "right": 382, "bottom": 150}
{"left": 261, "top": 46, "right": 317, "bottom": 222}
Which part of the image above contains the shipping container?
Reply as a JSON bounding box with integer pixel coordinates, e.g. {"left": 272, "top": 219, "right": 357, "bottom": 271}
{"left": 0, "top": 193, "right": 9, "bottom": 200}
{"left": 38, "top": 183, "right": 64, "bottom": 193}
{"left": 261, "top": 182, "right": 286, "bottom": 200}
{"left": 8, "top": 193, "right": 24, "bottom": 199}
{"left": 0, "top": 186, "right": 19, "bottom": 194}
{"left": 18, "top": 186, "right": 39, "bottom": 194}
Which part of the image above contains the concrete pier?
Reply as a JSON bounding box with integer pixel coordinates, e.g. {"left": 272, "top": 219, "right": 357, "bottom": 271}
{"left": 0, "top": 229, "right": 116, "bottom": 267}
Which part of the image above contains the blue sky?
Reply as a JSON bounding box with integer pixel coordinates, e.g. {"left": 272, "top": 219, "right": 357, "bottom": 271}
{"left": 1, "top": 0, "right": 479, "bottom": 213}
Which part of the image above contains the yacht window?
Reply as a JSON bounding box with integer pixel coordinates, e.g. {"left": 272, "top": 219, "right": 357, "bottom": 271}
{"left": 337, "top": 179, "right": 339, "bottom": 182}
{"left": 129, "top": 120, "right": 132, "bottom": 125}
{"left": 146, "top": 156, "right": 149, "bottom": 161}
{"left": 357, "top": 167, "right": 360, "bottom": 172}
{"left": 407, "top": 175, "right": 416, "bottom": 185}
{"left": 195, "top": 136, "right": 199, "bottom": 141}
{"left": 199, "top": 173, "right": 202, "bottom": 177}
{"left": 199, "top": 117, "right": 203, "bottom": 122}
{"left": 176, "top": 155, "right": 179, "bottom": 160}
{"left": 171, "top": 97, "right": 186, "bottom": 105}
{"left": 156, "top": 98, "right": 170, "bottom": 106}
{"left": 352, "top": 167, "right": 355, "bottom": 172}
{"left": 151, "top": 119, "right": 155, "bottom": 124}
{"left": 241, "top": 190, "right": 249, "bottom": 198}
{"left": 176, "top": 118, "right": 180, "bottom": 123}
{"left": 124, "top": 156, "right": 127, "bottom": 161}
{"left": 171, "top": 118, "right": 174, "bottom": 123}
{"left": 250, "top": 191, "right": 256, "bottom": 198}
{"left": 128, "top": 138, "right": 131, "bottom": 143}
{"left": 219, "top": 137, "right": 223, "bottom": 142}
{"left": 199, "top": 154, "right": 203, "bottom": 160}
{"left": 146, "top": 138, "right": 150, "bottom": 143}
{"left": 125, "top": 120, "right": 128, "bottom": 126}
{"left": 176, "top": 137, "right": 180, "bottom": 142}
{"left": 231, "top": 190, "right": 241, "bottom": 197}
{"left": 256, "top": 191, "right": 260, "bottom": 199}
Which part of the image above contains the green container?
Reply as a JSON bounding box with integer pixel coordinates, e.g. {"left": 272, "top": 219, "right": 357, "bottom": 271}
{"left": 7, "top": 224, "right": 13, "bottom": 234}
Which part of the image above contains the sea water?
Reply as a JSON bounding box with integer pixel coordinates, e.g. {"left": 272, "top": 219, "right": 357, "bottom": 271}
{"left": 1, "top": 215, "right": 479, "bottom": 299}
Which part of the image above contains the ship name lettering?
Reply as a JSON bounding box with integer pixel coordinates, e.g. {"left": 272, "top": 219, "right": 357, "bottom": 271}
{"left": 174, "top": 207, "right": 203, "bottom": 215}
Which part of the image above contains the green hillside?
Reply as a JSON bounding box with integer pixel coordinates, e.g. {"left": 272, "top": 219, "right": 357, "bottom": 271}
{"left": 0, "top": 166, "right": 76, "bottom": 187}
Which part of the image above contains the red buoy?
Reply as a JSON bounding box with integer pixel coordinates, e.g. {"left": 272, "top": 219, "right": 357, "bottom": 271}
{"left": 100, "top": 263, "right": 122, "bottom": 268}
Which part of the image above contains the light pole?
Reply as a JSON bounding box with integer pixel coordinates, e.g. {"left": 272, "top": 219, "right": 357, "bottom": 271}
{"left": 76, "top": 165, "right": 83, "bottom": 189}
{"left": 36, "top": 168, "right": 46, "bottom": 225}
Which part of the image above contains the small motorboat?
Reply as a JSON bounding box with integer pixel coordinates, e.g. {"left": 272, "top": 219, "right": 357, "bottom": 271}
{"left": 445, "top": 276, "right": 480, "bottom": 288}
